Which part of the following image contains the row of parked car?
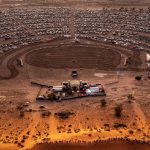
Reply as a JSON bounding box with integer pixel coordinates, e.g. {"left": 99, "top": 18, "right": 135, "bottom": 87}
{"left": 0, "top": 7, "right": 150, "bottom": 54}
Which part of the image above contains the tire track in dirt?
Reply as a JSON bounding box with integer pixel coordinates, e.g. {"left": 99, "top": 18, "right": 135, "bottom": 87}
{"left": 17, "top": 112, "right": 40, "bottom": 149}
{"left": 133, "top": 101, "right": 149, "bottom": 137}
{"left": 0, "top": 39, "right": 66, "bottom": 80}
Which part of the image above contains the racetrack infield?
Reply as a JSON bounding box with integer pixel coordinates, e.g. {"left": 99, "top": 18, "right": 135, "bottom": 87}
{"left": 25, "top": 46, "right": 121, "bottom": 70}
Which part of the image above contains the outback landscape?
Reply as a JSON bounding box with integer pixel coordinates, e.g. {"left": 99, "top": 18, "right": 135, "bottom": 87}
{"left": 0, "top": 0, "right": 150, "bottom": 150}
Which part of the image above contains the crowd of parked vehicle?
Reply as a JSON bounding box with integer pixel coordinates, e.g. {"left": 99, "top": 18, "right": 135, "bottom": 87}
{"left": 0, "top": 7, "right": 150, "bottom": 54}
{"left": 74, "top": 8, "right": 150, "bottom": 52}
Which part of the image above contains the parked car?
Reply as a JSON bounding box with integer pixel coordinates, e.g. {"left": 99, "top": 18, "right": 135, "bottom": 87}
{"left": 71, "top": 70, "right": 78, "bottom": 77}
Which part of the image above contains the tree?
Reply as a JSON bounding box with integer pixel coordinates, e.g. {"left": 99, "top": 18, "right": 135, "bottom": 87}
{"left": 114, "top": 104, "right": 122, "bottom": 118}
{"left": 100, "top": 99, "right": 107, "bottom": 107}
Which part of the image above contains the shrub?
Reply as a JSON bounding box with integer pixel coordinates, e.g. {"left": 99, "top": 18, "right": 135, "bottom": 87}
{"left": 129, "top": 130, "right": 134, "bottom": 134}
{"left": 127, "top": 94, "right": 134, "bottom": 103}
{"left": 113, "top": 123, "right": 127, "bottom": 128}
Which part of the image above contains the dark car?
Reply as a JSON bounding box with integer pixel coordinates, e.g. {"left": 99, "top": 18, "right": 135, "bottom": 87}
{"left": 71, "top": 71, "right": 78, "bottom": 77}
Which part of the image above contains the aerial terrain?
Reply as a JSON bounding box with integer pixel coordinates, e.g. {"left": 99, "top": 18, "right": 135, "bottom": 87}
{"left": 0, "top": 0, "right": 150, "bottom": 150}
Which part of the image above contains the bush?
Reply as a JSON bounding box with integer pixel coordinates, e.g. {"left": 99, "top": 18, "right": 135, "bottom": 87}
{"left": 41, "top": 111, "right": 51, "bottom": 117}
{"left": 129, "top": 130, "right": 134, "bottom": 134}
{"left": 128, "top": 94, "right": 134, "bottom": 100}
{"left": 127, "top": 94, "right": 134, "bottom": 103}
{"left": 113, "top": 123, "right": 127, "bottom": 128}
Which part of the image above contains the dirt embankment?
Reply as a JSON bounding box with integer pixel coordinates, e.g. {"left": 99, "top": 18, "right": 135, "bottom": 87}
{"left": 31, "top": 141, "right": 150, "bottom": 150}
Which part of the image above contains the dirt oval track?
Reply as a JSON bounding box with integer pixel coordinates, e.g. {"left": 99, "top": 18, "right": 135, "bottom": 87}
{"left": 0, "top": 39, "right": 143, "bottom": 80}
{"left": 25, "top": 46, "right": 121, "bottom": 70}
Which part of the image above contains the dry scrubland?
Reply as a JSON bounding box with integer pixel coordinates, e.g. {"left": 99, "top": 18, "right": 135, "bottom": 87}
{"left": 0, "top": 39, "right": 150, "bottom": 150}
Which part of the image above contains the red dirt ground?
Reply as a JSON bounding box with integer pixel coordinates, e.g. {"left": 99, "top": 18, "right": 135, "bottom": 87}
{"left": 25, "top": 46, "right": 121, "bottom": 70}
